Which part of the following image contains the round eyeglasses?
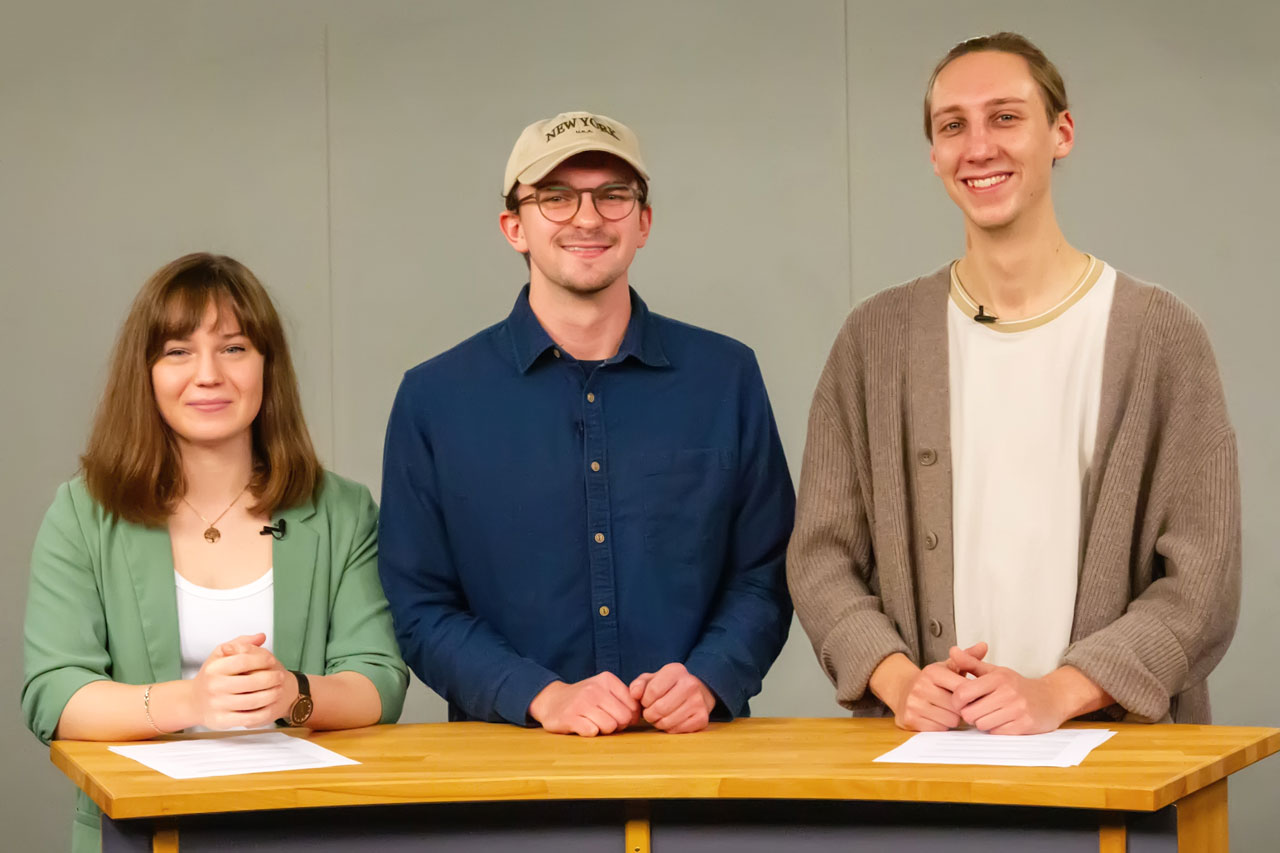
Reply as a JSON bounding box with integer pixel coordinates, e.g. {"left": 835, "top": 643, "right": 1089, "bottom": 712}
{"left": 516, "top": 183, "right": 643, "bottom": 223}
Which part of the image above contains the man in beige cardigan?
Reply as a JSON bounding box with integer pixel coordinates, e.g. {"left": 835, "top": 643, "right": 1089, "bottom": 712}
{"left": 787, "top": 32, "right": 1240, "bottom": 733}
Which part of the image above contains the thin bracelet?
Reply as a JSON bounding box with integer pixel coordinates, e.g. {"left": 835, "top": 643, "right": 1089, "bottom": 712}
{"left": 143, "top": 684, "right": 164, "bottom": 734}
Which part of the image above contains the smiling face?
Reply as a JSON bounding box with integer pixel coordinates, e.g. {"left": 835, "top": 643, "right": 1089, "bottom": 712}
{"left": 928, "top": 50, "right": 1074, "bottom": 233}
{"left": 151, "top": 300, "right": 265, "bottom": 450}
{"left": 499, "top": 152, "right": 652, "bottom": 297}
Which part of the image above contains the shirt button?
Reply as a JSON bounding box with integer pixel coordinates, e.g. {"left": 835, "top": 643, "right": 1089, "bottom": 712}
{"left": 594, "top": 532, "right": 605, "bottom": 544}
{"left": 553, "top": 349, "right": 561, "bottom": 358}
{"left": 598, "top": 605, "right": 610, "bottom": 617}
{"left": 924, "top": 531, "right": 938, "bottom": 550}
{"left": 590, "top": 461, "right": 601, "bottom": 472}
{"left": 929, "top": 619, "right": 943, "bottom": 637}
{"left": 918, "top": 448, "right": 937, "bottom": 466}
{"left": 586, "top": 392, "right": 596, "bottom": 403}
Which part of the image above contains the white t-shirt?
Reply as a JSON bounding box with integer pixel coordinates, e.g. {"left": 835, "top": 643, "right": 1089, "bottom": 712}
{"left": 175, "top": 569, "right": 275, "bottom": 732}
{"left": 948, "top": 256, "right": 1115, "bottom": 678}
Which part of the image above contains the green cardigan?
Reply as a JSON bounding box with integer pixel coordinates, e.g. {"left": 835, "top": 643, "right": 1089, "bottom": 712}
{"left": 22, "top": 471, "right": 408, "bottom": 852}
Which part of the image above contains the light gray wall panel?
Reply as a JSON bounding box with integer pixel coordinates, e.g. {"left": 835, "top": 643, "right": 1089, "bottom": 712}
{"left": 325, "top": 0, "right": 850, "bottom": 723}
{"left": 846, "top": 2, "right": 1280, "bottom": 849}
{"left": 0, "top": 2, "right": 330, "bottom": 847}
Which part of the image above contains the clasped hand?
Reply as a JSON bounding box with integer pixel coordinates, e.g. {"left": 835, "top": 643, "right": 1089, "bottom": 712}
{"left": 529, "top": 662, "right": 715, "bottom": 737}
{"left": 893, "top": 642, "right": 1066, "bottom": 735}
{"left": 189, "top": 632, "right": 293, "bottom": 730}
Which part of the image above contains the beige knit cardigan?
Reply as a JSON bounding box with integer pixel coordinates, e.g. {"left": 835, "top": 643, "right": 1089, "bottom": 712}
{"left": 787, "top": 265, "right": 1241, "bottom": 724}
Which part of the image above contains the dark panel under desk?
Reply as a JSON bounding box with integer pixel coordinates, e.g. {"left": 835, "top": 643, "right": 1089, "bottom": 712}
{"left": 651, "top": 799, "right": 1176, "bottom": 852}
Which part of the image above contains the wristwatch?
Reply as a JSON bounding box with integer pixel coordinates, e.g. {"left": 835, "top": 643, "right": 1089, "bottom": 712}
{"left": 277, "top": 670, "right": 314, "bottom": 727}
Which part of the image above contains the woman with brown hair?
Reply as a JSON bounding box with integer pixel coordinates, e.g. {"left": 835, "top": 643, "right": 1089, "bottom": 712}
{"left": 21, "top": 253, "right": 407, "bottom": 852}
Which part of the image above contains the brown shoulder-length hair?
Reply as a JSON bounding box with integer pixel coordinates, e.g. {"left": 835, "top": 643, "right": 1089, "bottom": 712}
{"left": 82, "top": 253, "right": 322, "bottom": 525}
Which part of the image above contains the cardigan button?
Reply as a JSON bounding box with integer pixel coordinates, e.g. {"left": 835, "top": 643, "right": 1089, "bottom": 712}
{"left": 924, "top": 531, "right": 938, "bottom": 550}
{"left": 918, "top": 448, "right": 937, "bottom": 466}
{"left": 928, "top": 619, "right": 943, "bottom": 637}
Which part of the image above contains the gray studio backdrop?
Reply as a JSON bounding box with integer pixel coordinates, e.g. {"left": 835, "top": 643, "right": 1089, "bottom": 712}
{"left": 2, "top": 1, "right": 1276, "bottom": 850}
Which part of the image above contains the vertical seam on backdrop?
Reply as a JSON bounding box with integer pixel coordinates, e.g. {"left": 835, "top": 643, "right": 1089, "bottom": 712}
{"left": 323, "top": 23, "right": 337, "bottom": 468}
{"left": 842, "top": 0, "right": 854, "bottom": 309}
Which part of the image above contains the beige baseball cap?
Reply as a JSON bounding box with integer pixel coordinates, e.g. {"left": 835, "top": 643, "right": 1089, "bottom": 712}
{"left": 503, "top": 111, "right": 649, "bottom": 196}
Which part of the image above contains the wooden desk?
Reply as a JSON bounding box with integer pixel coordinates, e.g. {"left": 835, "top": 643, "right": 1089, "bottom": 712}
{"left": 52, "top": 718, "right": 1280, "bottom": 852}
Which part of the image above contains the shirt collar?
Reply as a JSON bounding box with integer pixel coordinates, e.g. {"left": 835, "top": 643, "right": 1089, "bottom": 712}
{"left": 507, "top": 284, "right": 671, "bottom": 373}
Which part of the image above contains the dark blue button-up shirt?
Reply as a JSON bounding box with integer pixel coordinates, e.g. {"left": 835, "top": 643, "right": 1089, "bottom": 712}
{"left": 378, "top": 286, "right": 794, "bottom": 724}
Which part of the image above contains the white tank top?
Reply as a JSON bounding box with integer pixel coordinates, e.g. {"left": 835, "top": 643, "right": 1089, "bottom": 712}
{"left": 175, "top": 563, "right": 275, "bottom": 732}
{"left": 174, "top": 569, "right": 275, "bottom": 723}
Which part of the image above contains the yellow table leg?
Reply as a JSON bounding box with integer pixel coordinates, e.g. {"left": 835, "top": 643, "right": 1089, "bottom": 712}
{"left": 1177, "top": 777, "right": 1228, "bottom": 851}
{"left": 152, "top": 820, "right": 179, "bottom": 852}
{"left": 624, "top": 800, "right": 650, "bottom": 853}
{"left": 1098, "top": 816, "right": 1127, "bottom": 852}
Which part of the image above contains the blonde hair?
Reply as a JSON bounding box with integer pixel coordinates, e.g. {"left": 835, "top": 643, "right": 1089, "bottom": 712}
{"left": 924, "top": 32, "right": 1069, "bottom": 141}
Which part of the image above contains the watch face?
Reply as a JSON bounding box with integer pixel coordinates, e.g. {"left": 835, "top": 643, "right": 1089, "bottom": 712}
{"left": 290, "top": 695, "right": 315, "bottom": 726}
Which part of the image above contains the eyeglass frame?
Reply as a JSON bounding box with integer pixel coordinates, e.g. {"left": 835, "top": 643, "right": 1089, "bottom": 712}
{"left": 512, "top": 182, "right": 648, "bottom": 223}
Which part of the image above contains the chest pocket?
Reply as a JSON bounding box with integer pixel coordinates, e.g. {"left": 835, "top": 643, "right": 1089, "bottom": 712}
{"left": 641, "top": 448, "right": 737, "bottom": 566}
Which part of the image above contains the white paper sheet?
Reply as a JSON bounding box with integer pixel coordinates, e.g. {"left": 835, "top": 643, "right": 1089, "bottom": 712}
{"left": 109, "top": 732, "right": 359, "bottom": 779}
{"left": 873, "top": 728, "right": 1116, "bottom": 768}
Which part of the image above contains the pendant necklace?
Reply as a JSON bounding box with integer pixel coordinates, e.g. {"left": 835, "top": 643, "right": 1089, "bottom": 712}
{"left": 183, "top": 484, "right": 249, "bottom": 544}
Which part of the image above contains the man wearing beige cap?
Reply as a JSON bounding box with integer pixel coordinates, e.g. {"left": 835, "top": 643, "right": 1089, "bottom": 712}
{"left": 379, "top": 111, "right": 795, "bottom": 736}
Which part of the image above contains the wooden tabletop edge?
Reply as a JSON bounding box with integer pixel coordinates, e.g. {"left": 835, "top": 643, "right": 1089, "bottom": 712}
{"left": 1146, "top": 727, "right": 1280, "bottom": 810}
{"left": 52, "top": 720, "right": 1280, "bottom": 820}
{"left": 50, "top": 742, "right": 115, "bottom": 815}
{"left": 93, "top": 772, "right": 1212, "bottom": 819}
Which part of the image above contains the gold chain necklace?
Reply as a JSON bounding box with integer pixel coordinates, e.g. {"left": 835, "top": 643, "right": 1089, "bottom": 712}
{"left": 182, "top": 484, "right": 250, "bottom": 544}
